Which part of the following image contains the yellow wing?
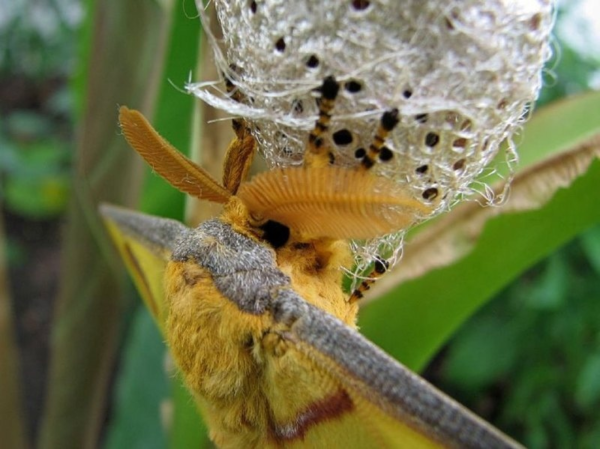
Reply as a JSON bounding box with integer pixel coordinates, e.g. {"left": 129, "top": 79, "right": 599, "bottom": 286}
{"left": 268, "top": 294, "right": 521, "bottom": 449}
{"left": 99, "top": 204, "right": 187, "bottom": 331}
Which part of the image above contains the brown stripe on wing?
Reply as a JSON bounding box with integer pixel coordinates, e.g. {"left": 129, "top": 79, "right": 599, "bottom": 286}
{"left": 269, "top": 390, "right": 353, "bottom": 442}
{"left": 123, "top": 242, "right": 159, "bottom": 319}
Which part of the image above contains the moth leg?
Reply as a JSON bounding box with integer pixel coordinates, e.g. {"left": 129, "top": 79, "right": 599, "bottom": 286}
{"left": 261, "top": 330, "right": 289, "bottom": 358}
{"left": 349, "top": 259, "right": 389, "bottom": 303}
{"left": 221, "top": 66, "right": 257, "bottom": 195}
{"left": 355, "top": 108, "right": 399, "bottom": 171}
{"left": 304, "top": 76, "right": 340, "bottom": 168}
{"left": 224, "top": 65, "right": 251, "bottom": 140}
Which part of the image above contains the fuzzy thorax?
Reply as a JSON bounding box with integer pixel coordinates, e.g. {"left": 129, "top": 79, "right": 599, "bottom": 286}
{"left": 164, "top": 203, "right": 359, "bottom": 446}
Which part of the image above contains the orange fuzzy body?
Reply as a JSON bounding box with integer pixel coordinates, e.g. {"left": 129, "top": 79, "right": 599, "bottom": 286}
{"left": 164, "top": 203, "right": 362, "bottom": 447}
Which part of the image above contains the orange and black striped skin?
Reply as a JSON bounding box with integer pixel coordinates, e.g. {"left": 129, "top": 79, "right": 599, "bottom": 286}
{"left": 349, "top": 259, "right": 389, "bottom": 303}
{"left": 305, "top": 76, "right": 340, "bottom": 167}
{"left": 359, "top": 108, "right": 399, "bottom": 170}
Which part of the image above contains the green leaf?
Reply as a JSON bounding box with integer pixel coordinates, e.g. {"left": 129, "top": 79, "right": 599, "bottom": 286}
{"left": 443, "top": 315, "right": 518, "bottom": 392}
{"left": 524, "top": 254, "right": 568, "bottom": 310}
{"left": 169, "top": 376, "right": 210, "bottom": 449}
{"left": 360, "top": 158, "right": 600, "bottom": 372}
{"left": 580, "top": 226, "right": 600, "bottom": 275}
{"left": 104, "top": 307, "right": 169, "bottom": 449}
{"left": 517, "top": 91, "right": 600, "bottom": 169}
{"left": 575, "top": 351, "right": 600, "bottom": 411}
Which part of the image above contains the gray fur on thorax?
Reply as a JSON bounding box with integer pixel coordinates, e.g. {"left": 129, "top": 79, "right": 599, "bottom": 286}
{"left": 172, "top": 219, "right": 290, "bottom": 315}
{"left": 101, "top": 206, "right": 290, "bottom": 315}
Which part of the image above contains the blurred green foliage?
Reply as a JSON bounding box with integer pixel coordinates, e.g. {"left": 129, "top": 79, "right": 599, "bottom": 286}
{"left": 538, "top": 2, "right": 600, "bottom": 106}
{"left": 432, "top": 4, "right": 600, "bottom": 445}
{"left": 0, "top": 0, "right": 78, "bottom": 219}
{"left": 1, "top": 111, "right": 71, "bottom": 217}
{"left": 440, "top": 227, "right": 600, "bottom": 448}
{"left": 0, "top": 0, "right": 81, "bottom": 78}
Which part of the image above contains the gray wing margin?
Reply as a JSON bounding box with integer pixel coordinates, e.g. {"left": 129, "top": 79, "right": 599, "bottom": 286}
{"left": 99, "top": 204, "right": 190, "bottom": 257}
{"left": 272, "top": 290, "right": 523, "bottom": 449}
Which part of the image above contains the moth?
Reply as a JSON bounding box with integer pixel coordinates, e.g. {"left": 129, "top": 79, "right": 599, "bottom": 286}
{"left": 101, "top": 75, "right": 523, "bottom": 448}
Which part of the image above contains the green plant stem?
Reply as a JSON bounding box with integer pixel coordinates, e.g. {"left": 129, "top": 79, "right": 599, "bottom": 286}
{"left": 38, "top": 0, "right": 173, "bottom": 448}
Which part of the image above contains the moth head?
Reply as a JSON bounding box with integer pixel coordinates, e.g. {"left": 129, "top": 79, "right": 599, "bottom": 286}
{"left": 236, "top": 165, "right": 435, "bottom": 241}
{"left": 118, "top": 102, "right": 432, "bottom": 246}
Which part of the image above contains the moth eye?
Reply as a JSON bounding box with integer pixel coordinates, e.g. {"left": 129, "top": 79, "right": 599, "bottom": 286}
{"left": 332, "top": 129, "right": 354, "bottom": 146}
{"left": 249, "top": 0, "right": 257, "bottom": 14}
{"left": 422, "top": 187, "right": 439, "bottom": 201}
{"left": 260, "top": 220, "right": 290, "bottom": 248}
{"left": 354, "top": 148, "right": 366, "bottom": 159}
{"left": 402, "top": 89, "right": 413, "bottom": 99}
